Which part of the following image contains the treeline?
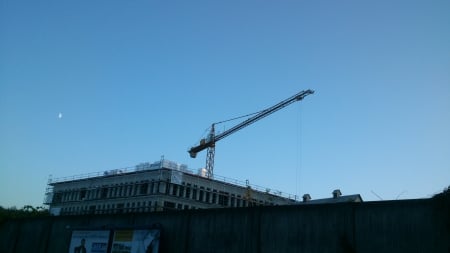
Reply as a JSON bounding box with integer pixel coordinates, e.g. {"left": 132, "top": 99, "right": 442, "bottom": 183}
{"left": 0, "top": 205, "right": 49, "bottom": 224}
{"left": 433, "top": 186, "right": 450, "bottom": 201}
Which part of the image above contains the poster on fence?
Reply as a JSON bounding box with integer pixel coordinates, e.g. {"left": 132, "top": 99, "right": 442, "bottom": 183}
{"left": 110, "top": 229, "right": 160, "bottom": 253}
{"left": 68, "top": 230, "right": 110, "bottom": 253}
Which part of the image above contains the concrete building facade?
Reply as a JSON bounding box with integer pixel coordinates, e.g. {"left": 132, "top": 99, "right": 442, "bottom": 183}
{"left": 44, "top": 159, "right": 297, "bottom": 215}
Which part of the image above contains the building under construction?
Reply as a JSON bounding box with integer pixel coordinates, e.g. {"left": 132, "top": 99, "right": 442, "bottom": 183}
{"left": 44, "top": 90, "right": 323, "bottom": 215}
{"left": 44, "top": 158, "right": 298, "bottom": 215}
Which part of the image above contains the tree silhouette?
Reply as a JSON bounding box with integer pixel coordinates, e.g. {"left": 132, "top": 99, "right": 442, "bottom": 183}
{"left": 0, "top": 205, "right": 49, "bottom": 224}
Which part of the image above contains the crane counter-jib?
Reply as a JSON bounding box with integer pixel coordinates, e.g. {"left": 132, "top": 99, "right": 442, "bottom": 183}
{"left": 189, "top": 140, "right": 213, "bottom": 158}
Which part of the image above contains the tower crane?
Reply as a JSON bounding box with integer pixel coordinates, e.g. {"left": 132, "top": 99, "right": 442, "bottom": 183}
{"left": 188, "top": 89, "right": 314, "bottom": 179}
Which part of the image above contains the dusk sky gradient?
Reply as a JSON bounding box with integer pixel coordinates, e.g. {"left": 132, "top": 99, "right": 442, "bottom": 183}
{"left": 1, "top": 0, "right": 449, "bottom": 208}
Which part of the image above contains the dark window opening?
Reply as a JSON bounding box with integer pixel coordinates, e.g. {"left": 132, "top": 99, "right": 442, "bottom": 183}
{"left": 212, "top": 193, "right": 217, "bottom": 204}
{"left": 101, "top": 187, "right": 108, "bottom": 199}
{"left": 199, "top": 190, "right": 204, "bottom": 202}
{"left": 52, "top": 192, "right": 62, "bottom": 204}
{"left": 133, "top": 184, "right": 138, "bottom": 196}
{"left": 179, "top": 186, "right": 184, "bottom": 197}
{"left": 218, "top": 192, "right": 229, "bottom": 206}
{"left": 172, "top": 184, "right": 178, "bottom": 196}
{"left": 192, "top": 189, "right": 197, "bottom": 200}
{"left": 205, "top": 192, "right": 210, "bottom": 203}
{"left": 113, "top": 187, "right": 118, "bottom": 197}
{"left": 117, "top": 203, "right": 124, "bottom": 213}
{"left": 140, "top": 183, "right": 149, "bottom": 195}
{"left": 186, "top": 187, "right": 191, "bottom": 199}
{"left": 150, "top": 181, "right": 155, "bottom": 194}
{"left": 80, "top": 189, "right": 87, "bottom": 200}
{"left": 88, "top": 205, "right": 95, "bottom": 214}
{"left": 163, "top": 201, "right": 175, "bottom": 211}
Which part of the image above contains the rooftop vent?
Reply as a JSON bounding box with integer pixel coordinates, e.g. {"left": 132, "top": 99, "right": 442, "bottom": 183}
{"left": 198, "top": 168, "right": 208, "bottom": 177}
{"left": 302, "top": 194, "right": 311, "bottom": 202}
{"left": 332, "top": 189, "right": 342, "bottom": 199}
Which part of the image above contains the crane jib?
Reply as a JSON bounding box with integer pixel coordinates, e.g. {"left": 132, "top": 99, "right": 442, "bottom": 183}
{"left": 188, "top": 89, "right": 314, "bottom": 177}
{"left": 189, "top": 89, "right": 313, "bottom": 155}
{"left": 214, "top": 89, "right": 313, "bottom": 142}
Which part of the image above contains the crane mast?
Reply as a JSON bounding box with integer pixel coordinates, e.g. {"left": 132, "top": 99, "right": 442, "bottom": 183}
{"left": 189, "top": 89, "right": 314, "bottom": 178}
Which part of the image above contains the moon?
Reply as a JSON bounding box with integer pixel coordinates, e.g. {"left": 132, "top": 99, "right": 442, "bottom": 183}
{"left": 58, "top": 112, "right": 63, "bottom": 119}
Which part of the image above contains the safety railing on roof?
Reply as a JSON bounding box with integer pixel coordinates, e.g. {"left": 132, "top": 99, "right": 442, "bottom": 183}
{"left": 48, "top": 166, "right": 137, "bottom": 184}
{"left": 208, "top": 174, "right": 298, "bottom": 201}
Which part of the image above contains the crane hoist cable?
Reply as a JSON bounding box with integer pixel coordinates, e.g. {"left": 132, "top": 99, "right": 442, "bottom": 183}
{"left": 188, "top": 89, "right": 314, "bottom": 179}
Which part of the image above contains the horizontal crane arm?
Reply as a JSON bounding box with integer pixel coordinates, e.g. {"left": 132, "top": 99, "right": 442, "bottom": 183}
{"left": 214, "top": 89, "right": 314, "bottom": 142}
{"left": 188, "top": 89, "right": 314, "bottom": 158}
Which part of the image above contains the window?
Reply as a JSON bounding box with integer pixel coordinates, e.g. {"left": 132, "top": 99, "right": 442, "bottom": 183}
{"left": 212, "top": 192, "right": 217, "bottom": 204}
{"left": 192, "top": 189, "right": 197, "bottom": 200}
{"left": 157, "top": 181, "right": 162, "bottom": 193}
{"left": 118, "top": 185, "right": 123, "bottom": 197}
{"left": 218, "top": 192, "right": 229, "bottom": 206}
{"left": 133, "top": 183, "right": 139, "bottom": 196}
{"left": 114, "top": 186, "right": 118, "bottom": 197}
{"left": 163, "top": 201, "right": 175, "bottom": 210}
{"left": 172, "top": 184, "right": 178, "bottom": 196}
{"left": 179, "top": 186, "right": 184, "bottom": 197}
{"left": 127, "top": 185, "right": 132, "bottom": 196}
{"left": 165, "top": 182, "right": 170, "bottom": 195}
{"left": 236, "top": 198, "right": 241, "bottom": 207}
{"left": 101, "top": 187, "right": 108, "bottom": 199}
{"left": 80, "top": 189, "right": 86, "bottom": 200}
{"left": 52, "top": 192, "right": 62, "bottom": 204}
{"left": 117, "top": 203, "right": 124, "bottom": 214}
{"left": 186, "top": 186, "right": 191, "bottom": 198}
{"left": 150, "top": 181, "right": 154, "bottom": 194}
{"left": 205, "top": 192, "right": 210, "bottom": 203}
{"left": 140, "top": 183, "right": 149, "bottom": 195}
{"left": 199, "top": 187, "right": 204, "bottom": 202}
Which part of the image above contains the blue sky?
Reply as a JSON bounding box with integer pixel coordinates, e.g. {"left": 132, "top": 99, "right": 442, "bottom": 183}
{"left": 1, "top": 0, "right": 449, "bottom": 208}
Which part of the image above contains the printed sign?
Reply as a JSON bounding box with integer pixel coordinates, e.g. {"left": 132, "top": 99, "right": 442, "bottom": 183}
{"left": 68, "top": 230, "right": 110, "bottom": 253}
{"left": 111, "top": 229, "right": 160, "bottom": 253}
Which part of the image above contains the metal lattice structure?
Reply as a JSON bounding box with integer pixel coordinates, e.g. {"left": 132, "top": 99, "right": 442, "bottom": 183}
{"left": 189, "top": 89, "right": 314, "bottom": 178}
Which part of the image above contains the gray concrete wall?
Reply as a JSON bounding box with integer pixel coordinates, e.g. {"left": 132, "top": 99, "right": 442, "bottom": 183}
{"left": 1, "top": 195, "right": 449, "bottom": 253}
